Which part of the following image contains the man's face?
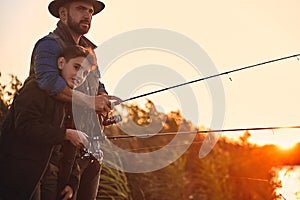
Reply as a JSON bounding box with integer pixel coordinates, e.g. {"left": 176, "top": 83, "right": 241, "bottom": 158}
{"left": 66, "top": 1, "right": 94, "bottom": 35}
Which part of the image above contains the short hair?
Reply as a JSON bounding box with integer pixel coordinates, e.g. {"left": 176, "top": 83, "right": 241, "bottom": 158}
{"left": 60, "top": 45, "right": 96, "bottom": 67}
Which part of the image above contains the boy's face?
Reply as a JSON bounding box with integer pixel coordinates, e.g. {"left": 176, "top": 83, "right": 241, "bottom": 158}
{"left": 58, "top": 56, "right": 92, "bottom": 89}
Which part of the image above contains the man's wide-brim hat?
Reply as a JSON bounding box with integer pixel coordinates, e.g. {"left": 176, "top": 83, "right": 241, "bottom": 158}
{"left": 48, "top": 0, "right": 105, "bottom": 18}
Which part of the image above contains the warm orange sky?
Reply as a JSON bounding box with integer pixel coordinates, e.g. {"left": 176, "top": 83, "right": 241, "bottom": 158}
{"left": 1, "top": 0, "right": 300, "bottom": 147}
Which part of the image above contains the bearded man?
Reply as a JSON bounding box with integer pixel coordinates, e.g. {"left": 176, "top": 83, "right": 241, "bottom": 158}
{"left": 28, "top": 0, "right": 120, "bottom": 199}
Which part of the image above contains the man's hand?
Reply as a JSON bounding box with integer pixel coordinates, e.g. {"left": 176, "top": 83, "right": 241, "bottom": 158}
{"left": 65, "top": 129, "right": 88, "bottom": 146}
{"left": 71, "top": 90, "right": 111, "bottom": 113}
{"left": 94, "top": 95, "right": 123, "bottom": 113}
{"left": 60, "top": 185, "right": 73, "bottom": 200}
{"left": 62, "top": 89, "right": 122, "bottom": 113}
{"left": 108, "top": 95, "right": 123, "bottom": 106}
{"left": 94, "top": 95, "right": 111, "bottom": 113}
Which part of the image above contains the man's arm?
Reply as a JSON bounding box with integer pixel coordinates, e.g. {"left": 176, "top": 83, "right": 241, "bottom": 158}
{"left": 32, "top": 36, "right": 113, "bottom": 112}
{"left": 58, "top": 86, "right": 112, "bottom": 113}
{"left": 32, "top": 37, "right": 66, "bottom": 96}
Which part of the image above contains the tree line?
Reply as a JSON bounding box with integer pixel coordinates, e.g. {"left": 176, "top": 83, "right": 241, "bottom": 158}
{"left": 1, "top": 74, "right": 299, "bottom": 200}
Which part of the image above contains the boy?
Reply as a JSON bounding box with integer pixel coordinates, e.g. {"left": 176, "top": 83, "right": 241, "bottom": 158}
{"left": 0, "top": 45, "right": 96, "bottom": 200}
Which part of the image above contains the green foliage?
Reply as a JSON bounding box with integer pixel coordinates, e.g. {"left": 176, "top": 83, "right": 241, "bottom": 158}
{"left": 97, "top": 143, "right": 133, "bottom": 200}
{"left": 103, "top": 100, "right": 291, "bottom": 200}
{"left": 103, "top": 100, "right": 195, "bottom": 200}
{"left": 98, "top": 164, "right": 132, "bottom": 200}
{"left": 185, "top": 137, "right": 232, "bottom": 200}
{"left": 0, "top": 73, "right": 22, "bottom": 127}
{"left": 0, "top": 96, "right": 8, "bottom": 128}
{"left": 1, "top": 74, "right": 297, "bottom": 200}
{"left": 184, "top": 137, "right": 280, "bottom": 200}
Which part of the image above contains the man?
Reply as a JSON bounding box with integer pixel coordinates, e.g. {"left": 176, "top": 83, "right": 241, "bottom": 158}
{"left": 0, "top": 45, "right": 94, "bottom": 200}
{"left": 31, "top": 0, "right": 113, "bottom": 109}
{"left": 30, "top": 0, "right": 120, "bottom": 199}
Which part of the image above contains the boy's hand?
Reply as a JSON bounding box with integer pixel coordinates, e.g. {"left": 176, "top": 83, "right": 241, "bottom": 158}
{"left": 65, "top": 129, "right": 88, "bottom": 146}
{"left": 60, "top": 185, "right": 73, "bottom": 200}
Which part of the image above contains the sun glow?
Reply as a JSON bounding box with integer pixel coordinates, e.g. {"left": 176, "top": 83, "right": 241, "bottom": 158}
{"left": 224, "top": 129, "right": 300, "bottom": 149}
{"left": 275, "top": 166, "right": 300, "bottom": 200}
{"left": 276, "top": 141, "right": 297, "bottom": 150}
{"left": 249, "top": 129, "right": 300, "bottom": 148}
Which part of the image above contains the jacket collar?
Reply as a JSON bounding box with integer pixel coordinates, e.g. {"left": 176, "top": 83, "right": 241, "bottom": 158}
{"left": 53, "top": 21, "right": 97, "bottom": 49}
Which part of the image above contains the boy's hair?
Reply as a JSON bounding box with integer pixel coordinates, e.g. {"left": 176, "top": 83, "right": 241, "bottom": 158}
{"left": 60, "top": 45, "right": 96, "bottom": 67}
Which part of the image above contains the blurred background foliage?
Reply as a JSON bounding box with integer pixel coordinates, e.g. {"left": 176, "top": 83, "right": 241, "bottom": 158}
{"left": 0, "top": 73, "right": 22, "bottom": 127}
{"left": 1, "top": 73, "right": 300, "bottom": 200}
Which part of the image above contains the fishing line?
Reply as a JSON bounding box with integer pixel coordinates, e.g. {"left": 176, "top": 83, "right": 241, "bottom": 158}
{"left": 120, "top": 53, "right": 300, "bottom": 103}
{"left": 106, "top": 125, "right": 300, "bottom": 140}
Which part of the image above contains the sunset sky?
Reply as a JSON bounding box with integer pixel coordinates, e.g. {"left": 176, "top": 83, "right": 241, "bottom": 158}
{"left": 1, "top": 0, "right": 300, "bottom": 148}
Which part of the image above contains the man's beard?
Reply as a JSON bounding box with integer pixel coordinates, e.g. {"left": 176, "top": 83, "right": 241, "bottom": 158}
{"left": 67, "top": 14, "right": 90, "bottom": 35}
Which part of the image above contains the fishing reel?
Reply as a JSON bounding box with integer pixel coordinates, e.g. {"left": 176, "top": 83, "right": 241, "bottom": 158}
{"left": 100, "top": 99, "right": 122, "bottom": 126}
{"left": 78, "top": 146, "right": 98, "bottom": 163}
{"left": 103, "top": 114, "right": 122, "bottom": 126}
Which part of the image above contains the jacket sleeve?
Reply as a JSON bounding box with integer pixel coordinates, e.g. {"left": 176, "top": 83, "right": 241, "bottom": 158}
{"left": 33, "top": 37, "right": 67, "bottom": 96}
{"left": 13, "top": 81, "right": 66, "bottom": 145}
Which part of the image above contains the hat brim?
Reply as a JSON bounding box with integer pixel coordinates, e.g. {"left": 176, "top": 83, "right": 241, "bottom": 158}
{"left": 48, "top": 0, "right": 105, "bottom": 18}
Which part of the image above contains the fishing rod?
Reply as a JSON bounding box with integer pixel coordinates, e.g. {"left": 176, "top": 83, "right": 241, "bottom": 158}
{"left": 120, "top": 53, "right": 300, "bottom": 103}
{"left": 106, "top": 54, "right": 300, "bottom": 139}
{"left": 106, "top": 125, "right": 300, "bottom": 140}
